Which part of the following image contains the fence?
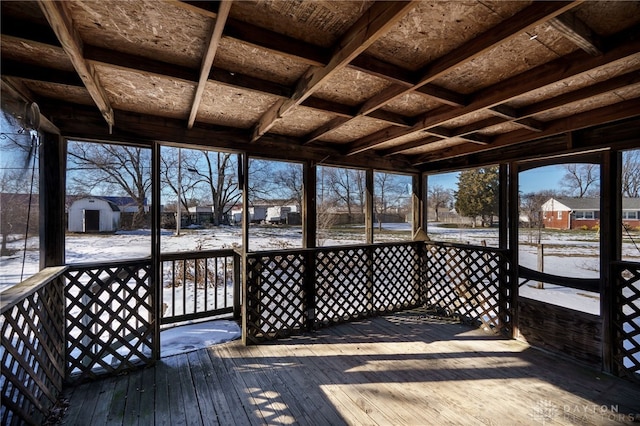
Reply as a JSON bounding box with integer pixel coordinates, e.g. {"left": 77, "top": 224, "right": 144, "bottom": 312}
{"left": 160, "top": 250, "right": 240, "bottom": 326}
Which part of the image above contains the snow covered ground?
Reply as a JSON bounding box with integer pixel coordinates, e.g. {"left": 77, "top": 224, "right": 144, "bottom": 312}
{"left": 2, "top": 222, "right": 638, "bottom": 359}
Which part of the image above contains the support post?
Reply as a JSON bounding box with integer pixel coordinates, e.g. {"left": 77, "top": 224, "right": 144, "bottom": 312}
{"left": 303, "top": 160, "right": 317, "bottom": 249}
{"left": 39, "top": 132, "right": 66, "bottom": 268}
{"left": 601, "top": 150, "right": 620, "bottom": 375}
{"left": 508, "top": 161, "right": 519, "bottom": 339}
{"left": 241, "top": 153, "right": 250, "bottom": 345}
{"left": 365, "top": 169, "right": 374, "bottom": 244}
{"left": 151, "top": 142, "right": 161, "bottom": 360}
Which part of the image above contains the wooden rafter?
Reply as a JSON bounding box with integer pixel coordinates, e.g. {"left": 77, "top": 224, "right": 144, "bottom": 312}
{"left": 170, "top": 1, "right": 471, "bottom": 110}
{"left": 250, "top": 1, "right": 419, "bottom": 142}
{"left": 550, "top": 12, "right": 603, "bottom": 56}
{"left": 381, "top": 70, "right": 640, "bottom": 157}
{"left": 346, "top": 32, "right": 640, "bottom": 156}
{"left": 37, "top": 0, "right": 114, "bottom": 129}
{"left": 412, "top": 97, "right": 640, "bottom": 166}
{"left": 187, "top": 0, "right": 232, "bottom": 129}
{"left": 307, "top": 1, "right": 583, "bottom": 145}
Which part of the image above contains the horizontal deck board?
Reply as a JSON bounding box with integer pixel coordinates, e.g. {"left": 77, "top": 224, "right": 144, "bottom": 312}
{"left": 60, "top": 309, "right": 640, "bottom": 425}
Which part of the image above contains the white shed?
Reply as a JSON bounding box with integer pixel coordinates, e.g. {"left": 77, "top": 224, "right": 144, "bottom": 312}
{"left": 68, "top": 197, "right": 121, "bottom": 233}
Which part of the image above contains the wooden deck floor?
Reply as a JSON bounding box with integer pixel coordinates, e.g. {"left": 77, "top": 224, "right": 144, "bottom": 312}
{"left": 60, "top": 310, "right": 640, "bottom": 425}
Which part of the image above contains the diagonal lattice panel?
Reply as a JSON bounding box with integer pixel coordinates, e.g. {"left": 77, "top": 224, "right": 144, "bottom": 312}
{"left": 425, "top": 242, "right": 510, "bottom": 334}
{"left": 315, "top": 247, "right": 371, "bottom": 325}
{"left": 373, "top": 244, "right": 422, "bottom": 313}
{"left": 613, "top": 262, "right": 640, "bottom": 381}
{"left": 64, "top": 261, "right": 153, "bottom": 383}
{"left": 245, "top": 253, "right": 307, "bottom": 342}
{"left": 1, "top": 273, "right": 65, "bottom": 425}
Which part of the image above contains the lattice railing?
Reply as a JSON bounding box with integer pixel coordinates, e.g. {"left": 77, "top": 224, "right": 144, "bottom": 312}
{"left": 1, "top": 267, "right": 67, "bottom": 426}
{"left": 316, "top": 246, "right": 372, "bottom": 324}
{"left": 425, "top": 242, "right": 510, "bottom": 334}
{"left": 373, "top": 243, "right": 423, "bottom": 313}
{"left": 245, "top": 242, "right": 425, "bottom": 343}
{"left": 63, "top": 259, "right": 154, "bottom": 383}
{"left": 160, "top": 250, "right": 240, "bottom": 325}
{"left": 245, "top": 252, "right": 308, "bottom": 343}
{"left": 612, "top": 261, "right": 640, "bottom": 381}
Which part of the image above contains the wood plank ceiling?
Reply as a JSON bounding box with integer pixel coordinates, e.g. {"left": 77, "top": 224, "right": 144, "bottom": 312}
{"left": 1, "top": 1, "right": 639, "bottom": 172}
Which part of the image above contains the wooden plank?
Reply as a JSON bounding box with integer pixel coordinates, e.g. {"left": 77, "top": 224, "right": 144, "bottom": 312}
{"left": 188, "top": 349, "right": 239, "bottom": 426}
{"left": 187, "top": 0, "right": 231, "bottom": 128}
{"left": 251, "top": 1, "right": 418, "bottom": 142}
{"left": 137, "top": 366, "right": 157, "bottom": 426}
{"left": 123, "top": 368, "right": 144, "bottom": 425}
{"left": 162, "top": 355, "right": 189, "bottom": 425}
{"left": 206, "top": 345, "right": 263, "bottom": 425}
{"left": 184, "top": 350, "right": 222, "bottom": 425}
{"left": 105, "top": 373, "right": 129, "bottom": 425}
{"left": 37, "top": 0, "right": 114, "bottom": 128}
{"left": 250, "top": 341, "right": 347, "bottom": 426}
{"left": 152, "top": 359, "right": 172, "bottom": 426}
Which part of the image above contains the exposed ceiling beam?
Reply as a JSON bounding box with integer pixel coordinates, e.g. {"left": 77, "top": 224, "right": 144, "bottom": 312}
{"left": 39, "top": 100, "right": 416, "bottom": 172}
{"left": 412, "top": 97, "right": 640, "bottom": 166}
{"left": 308, "top": 1, "right": 582, "bottom": 145}
{"left": 345, "top": 31, "right": 640, "bottom": 156}
{"left": 170, "top": 2, "right": 467, "bottom": 108}
{"left": 187, "top": 0, "right": 232, "bottom": 128}
{"left": 37, "top": 0, "right": 114, "bottom": 129}
{"left": 381, "top": 70, "right": 640, "bottom": 156}
{"left": 250, "top": 1, "right": 419, "bottom": 142}
{"left": 550, "top": 12, "right": 603, "bottom": 56}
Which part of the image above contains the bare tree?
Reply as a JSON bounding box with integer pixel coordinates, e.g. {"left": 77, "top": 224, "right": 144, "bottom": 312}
{"left": 561, "top": 163, "right": 599, "bottom": 197}
{"left": 427, "top": 184, "right": 452, "bottom": 222}
{"left": 325, "top": 167, "right": 365, "bottom": 218}
{"left": 622, "top": 150, "right": 640, "bottom": 198}
{"left": 191, "top": 151, "right": 240, "bottom": 225}
{"left": 272, "top": 163, "right": 303, "bottom": 210}
{"left": 67, "top": 142, "right": 151, "bottom": 227}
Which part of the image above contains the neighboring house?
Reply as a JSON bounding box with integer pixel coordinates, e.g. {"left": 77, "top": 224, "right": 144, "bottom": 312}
{"left": 540, "top": 197, "right": 640, "bottom": 230}
{"left": 68, "top": 197, "right": 120, "bottom": 232}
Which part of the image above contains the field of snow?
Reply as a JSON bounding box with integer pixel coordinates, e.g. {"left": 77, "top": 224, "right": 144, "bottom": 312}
{"left": 1, "top": 223, "right": 638, "bottom": 365}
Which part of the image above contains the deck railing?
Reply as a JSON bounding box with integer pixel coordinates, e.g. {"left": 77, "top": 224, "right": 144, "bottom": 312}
{"left": 160, "top": 250, "right": 241, "bottom": 325}
{"left": 425, "top": 241, "right": 511, "bottom": 334}
{"left": 244, "top": 241, "right": 427, "bottom": 343}
{"left": 612, "top": 260, "right": 640, "bottom": 382}
{"left": 1, "top": 267, "right": 67, "bottom": 426}
{"left": 63, "top": 259, "right": 155, "bottom": 383}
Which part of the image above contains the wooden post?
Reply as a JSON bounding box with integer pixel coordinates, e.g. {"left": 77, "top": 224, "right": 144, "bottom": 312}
{"left": 537, "top": 244, "right": 544, "bottom": 289}
{"left": 39, "top": 132, "right": 66, "bottom": 268}
{"left": 365, "top": 169, "right": 374, "bottom": 244}
{"left": 508, "top": 161, "right": 520, "bottom": 339}
{"left": 303, "top": 160, "right": 317, "bottom": 249}
{"left": 601, "top": 150, "right": 620, "bottom": 375}
{"left": 241, "top": 153, "right": 250, "bottom": 345}
{"left": 151, "top": 141, "right": 161, "bottom": 360}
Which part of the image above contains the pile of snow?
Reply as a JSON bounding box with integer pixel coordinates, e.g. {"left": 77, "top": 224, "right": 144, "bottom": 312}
{"left": 161, "top": 320, "right": 241, "bottom": 357}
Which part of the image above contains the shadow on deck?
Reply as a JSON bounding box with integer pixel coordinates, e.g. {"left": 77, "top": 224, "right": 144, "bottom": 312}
{"left": 59, "top": 309, "right": 640, "bottom": 425}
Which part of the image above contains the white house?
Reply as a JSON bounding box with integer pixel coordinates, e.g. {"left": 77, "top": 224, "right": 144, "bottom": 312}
{"left": 68, "top": 197, "right": 121, "bottom": 233}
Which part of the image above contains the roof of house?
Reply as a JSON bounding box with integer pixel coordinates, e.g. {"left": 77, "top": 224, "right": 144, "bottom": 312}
{"left": 2, "top": 1, "right": 639, "bottom": 173}
{"left": 544, "top": 197, "right": 640, "bottom": 211}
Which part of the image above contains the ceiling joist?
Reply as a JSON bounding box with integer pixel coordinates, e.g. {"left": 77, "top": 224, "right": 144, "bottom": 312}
{"left": 37, "top": 0, "right": 114, "bottom": 129}
{"left": 187, "top": 0, "right": 232, "bottom": 129}
{"left": 250, "top": 0, "right": 419, "bottom": 142}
